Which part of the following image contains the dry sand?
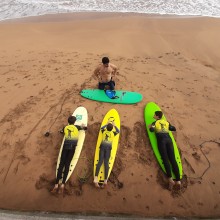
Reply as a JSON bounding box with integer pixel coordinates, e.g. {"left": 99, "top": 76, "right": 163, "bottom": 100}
{"left": 0, "top": 13, "right": 220, "bottom": 218}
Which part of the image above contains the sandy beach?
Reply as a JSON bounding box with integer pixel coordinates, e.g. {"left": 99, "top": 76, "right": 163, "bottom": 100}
{"left": 0, "top": 13, "right": 220, "bottom": 218}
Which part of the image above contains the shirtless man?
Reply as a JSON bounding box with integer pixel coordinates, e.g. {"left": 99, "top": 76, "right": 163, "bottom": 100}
{"left": 93, "top": 57, "right": 118, "bottom": 90}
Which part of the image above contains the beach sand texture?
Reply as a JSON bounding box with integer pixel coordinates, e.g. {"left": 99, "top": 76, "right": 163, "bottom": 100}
{"left": 0, "top": 13, "right": 220, "bottom": 218}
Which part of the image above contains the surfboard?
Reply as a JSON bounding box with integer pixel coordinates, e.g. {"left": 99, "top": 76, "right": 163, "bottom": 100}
{"left": 93, "top": 109, "right": 120, "bottom": 184}
{"left": 144, "top": 102, "right": 183, "bottom": 179}
{"left": 56, "top": 106, "right": 88, "bottom": 183}
{"left": 80, "top": 89, "right": 142, "bottom": 104}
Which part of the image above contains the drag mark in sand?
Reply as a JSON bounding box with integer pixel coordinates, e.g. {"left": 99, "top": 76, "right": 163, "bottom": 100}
{"left": 2, "top": 85, "right": 80, "bottom": 183}
{"left": 2, "top": 99, "right": 58, "bottom": 182}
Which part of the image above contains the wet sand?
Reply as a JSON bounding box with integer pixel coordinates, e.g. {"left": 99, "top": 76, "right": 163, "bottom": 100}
{"left": 0, "top": 13, "right": 220, "bottom": 218}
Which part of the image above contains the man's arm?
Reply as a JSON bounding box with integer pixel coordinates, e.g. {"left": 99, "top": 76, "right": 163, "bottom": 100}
{"left": 169, "top": 123, "right": 176, "bottom": 131}
{"left": 100, "top": 124, "right": 107, "bottom": 133}
{"left": 75, "top": 124, "right": 87, "bottom": 131}
{"left": 112, "top": 121, "right": 120, "bottom": 135}
{"left": 149, "top": 121, "right": 156, "bottom": 132}
{"left": 93, "top": 65, "right": 101, "bottom": 80}
{"left": 113, "top": 125, "right": 120, "bottom": 135}
{"left": 110, "top": 64, "right": 118, "bottom": 80}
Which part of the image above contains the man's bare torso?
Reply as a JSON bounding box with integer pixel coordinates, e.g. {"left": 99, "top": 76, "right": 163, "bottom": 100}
{"left": 94, "top": 63, "right": 117, "bottom": 83}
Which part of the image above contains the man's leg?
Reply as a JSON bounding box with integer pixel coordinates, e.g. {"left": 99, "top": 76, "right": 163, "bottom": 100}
{"left": 51, "top": 148, "right": 68, "bottom": 193}
{"left": 108, "top": 80, "right": 115, "bottom": 90}
{"left": 103, "top": 145, "right": 112, "bottom": 185}
{"left": 56, "top": 149, "right": 68, "bottom": 184}
{"left": 98, "top": 82, "right": 106, "bottom": 90}
{"left": 62, "top": 147, "right": 76, "bottom": 184}
{"left": 94, "top": 145, "right": 105, "bottom": 187}
{"left": 166, "top": 139, "right": 181, "bottom": 182}
{"left": 158, "top": 138, "right": 172, "bottom": 179}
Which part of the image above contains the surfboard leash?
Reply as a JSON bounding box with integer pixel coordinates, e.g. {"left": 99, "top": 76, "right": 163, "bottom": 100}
{"left": 3, "top": 103, "right": 62, "bottom": 183}
{"left": 186, "top": 139, "right": 220, "bottom": 180}
{"left": 76, "top": 157, "right": 93, "bottom": 184}
{"left": 44, "top": 92, "right": 70, "bottom": 137}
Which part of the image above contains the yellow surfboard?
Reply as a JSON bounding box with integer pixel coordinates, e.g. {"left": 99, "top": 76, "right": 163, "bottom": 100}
{"left": 93, "top": 109, "right": 120, "bottom": 184}
{"left": 56, "top": 106, "right": 88, "bottom": 183}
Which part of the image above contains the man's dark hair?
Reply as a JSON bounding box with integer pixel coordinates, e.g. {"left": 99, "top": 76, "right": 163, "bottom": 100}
{"left": 155, "top": 111, "right": 163, "bottom": 119}
{"left": 102, "top": 57, "right": 110, "bottom": 64}
{"left": 68, "top": 116, "right": 76, "bottom": 124}
{"left": 107, "top": 123, "right": 113, "bottom": 131}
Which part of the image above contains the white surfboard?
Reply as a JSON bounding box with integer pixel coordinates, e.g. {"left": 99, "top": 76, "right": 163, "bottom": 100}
{"left": 56, "top": 106, "right": 88, "bottom": 183}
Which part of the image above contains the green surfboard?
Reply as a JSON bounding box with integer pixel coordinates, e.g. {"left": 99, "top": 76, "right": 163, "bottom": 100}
{"left": 80, "top": 89, "right": 142, "bottom": 104}
{"left": 144, "top": 102, "right": 183, "bottom": 179}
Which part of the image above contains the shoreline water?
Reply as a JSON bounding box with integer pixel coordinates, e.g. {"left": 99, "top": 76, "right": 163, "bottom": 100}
{"left": 0, "top": 11, "right": 218, "bottom": 24}
{"left": 1, "top": 0, "right": 220, "bottom": 22}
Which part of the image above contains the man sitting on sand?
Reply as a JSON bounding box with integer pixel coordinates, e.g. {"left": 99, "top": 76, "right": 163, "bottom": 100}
{"left": 94, "top": 120, "right": 120, "bottom": 188}
{"left": 93, "top": 57, "right": 118, "bottom": 90}
{"left": 51, "top": 116, "right": 86, "bottom": 195}
{"left": 148, "top": 111, "right": 181, "bottom": 190}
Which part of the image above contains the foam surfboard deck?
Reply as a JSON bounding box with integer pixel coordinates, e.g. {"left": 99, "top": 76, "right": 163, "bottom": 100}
{"left": 93, "top": 109, "right": 120, "bottom": 184}
{"left": 56, "top": 106, "right": 88, "bottom": 183}
{"left": 144, "top": 102, "right": 183, "bottom": 179}
{"left": 80, "top": 89, "right": 142, "bottom": 104}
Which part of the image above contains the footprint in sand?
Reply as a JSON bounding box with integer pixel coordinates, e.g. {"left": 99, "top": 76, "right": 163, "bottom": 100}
{"left": 159, "top": 199, "right": 163, "bottom": 204}
{"left": 192, "top": 152, "right": 200, "bottom": 160}
{"left": 133, "top": 122, "right": 146, "bottom": 146}
{"left": 120, "top": 125, "right": 132, "bottom": 148}
{"left": 135, "top": 194, "right": 141, "bottom": 199}
{"left": 35, "top": 173, "right": 53, "bottom": 190}
{"left": 214, "top": 204, "right": 219, "bottom": 209}
{"left": 16, "top": 155, "right": 30, "bottom": 165}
